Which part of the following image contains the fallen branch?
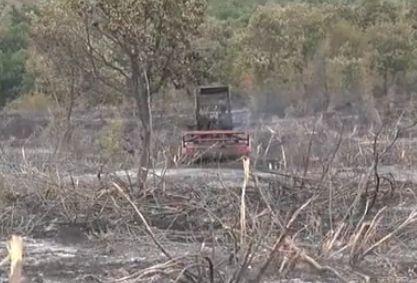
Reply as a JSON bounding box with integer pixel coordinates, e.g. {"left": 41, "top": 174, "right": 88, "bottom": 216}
{"left": 111, "top": 257, "right": 181, "bottom": 282}
{"left": 113, "top": 182, "right": 202, "bottom": 282}
{"left": 113, "top": 182, "right": 172, "bottom": 259}
{"left": 356, "top": 209, "right": 417, "bottom": 263}
{"left": 252, "top": 197, "right": 314, "bottom": 283}
{"left": 287, "top": 239, "right": 348, "bottom": 283}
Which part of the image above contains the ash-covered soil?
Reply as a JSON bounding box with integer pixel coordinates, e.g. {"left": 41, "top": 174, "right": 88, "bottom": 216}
{"left": 1, "top": 166, "right": 417, "bottom": 282}
{"left": 0, "top": 167, "right": 333, "bottom": 283}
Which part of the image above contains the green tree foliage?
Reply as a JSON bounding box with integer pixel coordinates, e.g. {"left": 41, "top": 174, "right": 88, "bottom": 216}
{"left": 355, "top": 0, "right": 399, "bottom": 29}
{"left": 367, "top": 22, "right": 416, "bottom": 95}
{"left": 208, "top": 0, "right": 268, "bottom": 23}
{"left": 2, "top": 0, "right": 417, "bottom": 122}
{"left": 238, "top": 3, "right": 328, "bottom": 86}
{"left": 223, "top": 0, "right": 417, "bottom": 117}
{"left": 0, "top": 5, "right": 32, "bottom": 107}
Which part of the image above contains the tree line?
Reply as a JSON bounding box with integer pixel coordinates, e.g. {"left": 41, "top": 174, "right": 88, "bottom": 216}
{"left": 1, "top": 0, "right": 417, "bottom": 114}
{"left": 208, "top": 0, "right": 417, "bottom": 117}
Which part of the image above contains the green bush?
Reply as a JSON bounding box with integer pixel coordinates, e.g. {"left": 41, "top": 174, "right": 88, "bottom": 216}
{"left": 6, "top": 91, "right": 55, "bottom": 112}
{"left": 97, "top": 117, "right": 123, "bottom": 159}
{"left": 0, "top": 4, "right": 33, "bottom": 107}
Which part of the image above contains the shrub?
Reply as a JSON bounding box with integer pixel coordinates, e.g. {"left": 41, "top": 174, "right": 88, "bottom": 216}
{"left": 97, "top": 117, "right": 123, "bottom": 159}
{"left": 6, "top": 91, "right": 55, "bottom": 112}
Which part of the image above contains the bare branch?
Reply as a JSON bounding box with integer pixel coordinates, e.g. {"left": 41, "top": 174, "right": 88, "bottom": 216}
{"left": 253, "top": 197, "right": 314, "bottom": 283}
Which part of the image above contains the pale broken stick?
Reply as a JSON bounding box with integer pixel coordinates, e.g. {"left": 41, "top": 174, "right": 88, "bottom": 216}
{"left": 286, "top": 238, "right": 348, "bottom": 283}
{"left": 240, "top": 156, "right": 250, "bottom": 248}
{"left": 252, "top": 197, "right": 314, "bottom": 283}
{"left": 1, "top": 235, "right": 24, "bottom": 283}
{"left": 113, "top": 182, "right": 198, "bottom": 283}
{"left": 112, "top": 182, "right": 172, "bottom": 259}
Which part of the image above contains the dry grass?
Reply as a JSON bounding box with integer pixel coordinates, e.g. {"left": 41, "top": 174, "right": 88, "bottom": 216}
{"left": 1, "top": 107, "right": 417, "bottom": 282}
{"left": 6, "top": 92, "right": 56, "bottom": 113}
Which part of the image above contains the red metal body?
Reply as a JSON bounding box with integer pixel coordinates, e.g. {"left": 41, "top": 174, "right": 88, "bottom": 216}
{"left": 182, "top": 130, "right": 251, "bottom": 159}
{"left": 181, "top": 85, "right": 251, "bottom": 161}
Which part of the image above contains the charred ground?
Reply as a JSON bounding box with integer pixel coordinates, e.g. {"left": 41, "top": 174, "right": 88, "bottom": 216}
{"left": 1, "top": 100, "right": 417, "bottom": 282}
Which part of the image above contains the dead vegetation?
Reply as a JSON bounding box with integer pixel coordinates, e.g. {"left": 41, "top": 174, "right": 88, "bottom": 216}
{"left": 1, "top": 108, "right": 417, "bottom": 282}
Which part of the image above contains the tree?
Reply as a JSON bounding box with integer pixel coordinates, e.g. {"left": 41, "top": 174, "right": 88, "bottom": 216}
{"left": 29, "top": 1, "right": 107, "bottom": 157}
{"left": 0, "top": 4, "right": 32, "bottom": 107}
{"left": 31, "top": 0, "right": 206, "bottom": 189}
{"left": 355, "top": 0, "right": 399, "bottom": 30}
{"left": 322, "top": 18, "right": 370, "bottom": 110}
{"left": 366, "top": 21, "right": 416, "bottom": 97}
{"left": 229, "top": 3, "right": 332, "bottom": 114}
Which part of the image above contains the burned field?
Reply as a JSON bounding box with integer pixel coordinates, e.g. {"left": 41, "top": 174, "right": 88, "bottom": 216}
{"left": 1, "top": 109, "right": 417, "bottom": 282}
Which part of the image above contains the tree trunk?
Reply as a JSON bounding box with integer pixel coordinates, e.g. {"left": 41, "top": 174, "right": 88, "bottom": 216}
{"left": 136, "top": 90, "right": 152, "bottom": 191}
{"left": 130, "top": 58, "right": 153, "bottom": 191}
{"left": 53, "top": 69, "right": 76, "bottom": 158}
{"left": 383, "top": 69, "right": 388, "bottom": 97}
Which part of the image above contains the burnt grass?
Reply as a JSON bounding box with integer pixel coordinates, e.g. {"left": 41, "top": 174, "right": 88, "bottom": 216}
{"left": 1, "top": 108, "right": 417, "bottom": 282}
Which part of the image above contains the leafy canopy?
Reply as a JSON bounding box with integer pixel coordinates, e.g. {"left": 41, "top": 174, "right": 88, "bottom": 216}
{"left": 0, "top": 4, "right": 33, "bottom": 107}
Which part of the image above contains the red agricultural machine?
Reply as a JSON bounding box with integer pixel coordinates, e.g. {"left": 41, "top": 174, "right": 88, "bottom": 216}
{"left": 181, "top": 85, "right": 251, "bottom": 161}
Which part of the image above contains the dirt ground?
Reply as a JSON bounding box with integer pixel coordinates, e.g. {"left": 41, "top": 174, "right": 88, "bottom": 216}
{"left": 1, "top": 107, "right": 417, "bottom": 282}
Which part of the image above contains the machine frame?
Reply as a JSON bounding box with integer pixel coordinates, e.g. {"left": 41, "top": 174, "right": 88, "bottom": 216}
{"left": 181, "top": 85, "right": 251, "bottom": 160}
